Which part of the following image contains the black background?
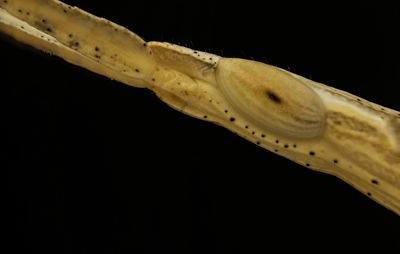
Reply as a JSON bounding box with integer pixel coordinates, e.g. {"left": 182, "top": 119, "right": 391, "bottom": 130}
{"left": 2, "top": 0, "right": 400, "bottom": 253}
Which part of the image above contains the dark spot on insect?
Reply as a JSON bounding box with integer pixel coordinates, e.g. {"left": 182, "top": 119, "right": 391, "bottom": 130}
{"left": 367, "top": 192, "right": 372, "bottom": 196}
{"left": 74, "top": 42, "right": 79, "bottom": 46}
{"left": 293, "top": 144, "right": 297, "bottom": 148}
{"left": 275, "top": 140, "right": 279, "bottom": 143}
{"left": 334, "top": 120, "right": 341, "bottom": 125}
{"left": 4, "top": 0, "right": 8, "bottom": 3}
{"left": 224, "top": 110, "right": 228, "bottom": 113}
{"left": 256, "top": 141, "right": 260, "bottom": 145}
{"left": 209, "top": 99, "right": 212, "bottom": 103}
{"left": 47, "top": 28, "right": 52, "bottom": 32}
{"left": 229, "top": 117, "right": 235, "bottom": 122}
{"left": 266, "top": 91, "right": 281, "bottom": 103}
{"left": 135, "top": 69, "right": 140, "bottom": 72}
{"left": 40, "top": 35, "right": 44, "bottom": 38}
{"left": 252, "top": 131, "right": 255, "bottom": 135}
{"left": 284, "top": 144, "right": 289, "bottom": 148}
{"left": 18, "top": 9, "right": 22, "bottom": 13}
{"left": 371, "top": 179, "right": 379, "bottom": 185}
{"left": 68, "top": 34, "right": 72, "bottom": 38}
{"left": 203, "top": 115, "right": 208, "bottom": 119}
{"left": 306, "top": 163, "right": 310, "bottom": 167}
{"left": 357, "top": 98, "right": 361, "bottom": 101}
{"left": 20, "top": 26, "right": 24, "bottom": 29}
{"left": 209, "top": 57, "right": 213, "bottom": 60}
{"left": 63, "top": 9, "right": 67, "bottom": 13}
{"left": 193, "top": 51, "right": 197, "bottom": 54}
{"left": 122, "top": 69, "right": 126, "bottom": 72}
{"left": 245, "top": 125, "right": 249, "bottom": 129}
{"left": 26, "top": 12, "right": 30, "bottom": 15}
{"left": 261, "top": 134, "right": 265, "bottom": 138}
{"left": 114, "top": 28, "right": 118, "bottom": 32}
{"left": 381, "top": 108, "right": 385, "bottom": 111}
{"left": 177, "top": 82, "right": 181, "bottom": 85}
{"left": 333, "top": 159, "right": 338, "bottom": 163}
{"left": 274, "top": 149, "right": 278, "bottom": 152}
{"left": 95, "top": 46, "right": 99, "bottom": 51}
{"left": 42, "top": 19, "right": 46, "bottom": 23}
{"left": 95, "top": 55, "right": 101, "bottom": 59}
{"left": 152, "top": 78, "right": 155, "bottom": 81}
{"left": 309, "top": 151, "right": 315, "bottom": 156}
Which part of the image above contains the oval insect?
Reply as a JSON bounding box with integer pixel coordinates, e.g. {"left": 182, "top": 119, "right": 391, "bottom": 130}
{"left": 216, "top": 58, "right": 326, "bottom": 138}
